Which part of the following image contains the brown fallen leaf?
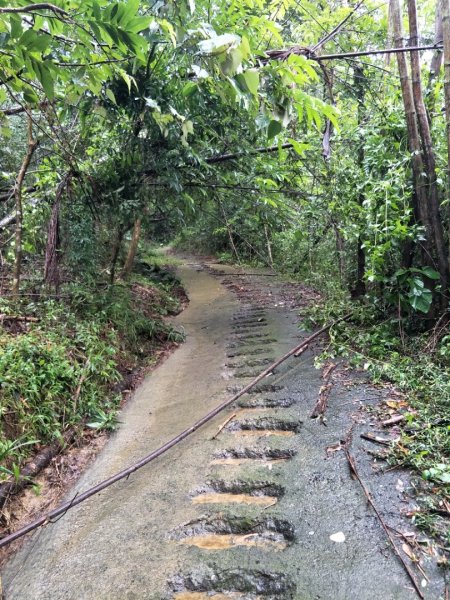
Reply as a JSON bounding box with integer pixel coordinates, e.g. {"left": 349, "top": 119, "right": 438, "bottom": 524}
{"left": 326, "top": 441, "right": 343, "bottom": 456}
{"left": 386, "top": 400, "right": 399, "bottom": 409}
{"left": 402, "top": 543, "right": 417, "bottom": 562}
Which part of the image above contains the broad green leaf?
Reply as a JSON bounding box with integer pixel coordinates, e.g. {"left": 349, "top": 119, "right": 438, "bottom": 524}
{"left": 9, "top": 15, "right": 23, "bottom": 39}
{"left": 235, "top": 69, "right": 259, "bottom": 96}
{"left": 105, "top": 89, "right": 117, "bottom": 104}
{"left": 220, "top": 48, "right": 242, "bottom": 76}
{"left": 268, "top": 119, "right": 282, "bottom": 139}
{"left": 421, "top": 267, "right": 440, "bottom": 280}
{"left": 181, "top": 119, "right": 194, "bottom": 146}
{"left": 287, "top": 138, "right": 309, "bottom": 155}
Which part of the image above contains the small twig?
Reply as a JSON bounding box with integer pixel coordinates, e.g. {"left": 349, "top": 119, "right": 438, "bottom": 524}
{"left": 294, "top": 344, "right": 309, "bottom": 358}
{"left": 210, "top": 413, "right": 237, "bottom": 440}
{"left": 345, "top": 428, "right": 424, "bottom": 599}
{"left": 263, "top": 500, "right": 278, "bottom": 510}
{"left": 322, "top": 362, "right": 337, "bottom": 379}
{"left": 360, "top": 432, "right": 394, "bottom": 446}
{"left": 310, "top": 383, "right": 332, "bottom": 419}
{"left": 382, "top": 415, "right": 405, "bottom": 427}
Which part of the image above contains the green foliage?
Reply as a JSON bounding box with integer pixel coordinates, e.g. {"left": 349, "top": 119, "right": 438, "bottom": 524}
{"left": 0, "top": 264, "right": 185, "bottom": 478}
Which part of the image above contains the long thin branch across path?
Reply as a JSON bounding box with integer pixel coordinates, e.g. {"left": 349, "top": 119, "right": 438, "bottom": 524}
{"left": 0, "top": 314, "right": 350, "bottom": 549}
{"left": 263, "top": 43, "right": 443, "bottom": 63}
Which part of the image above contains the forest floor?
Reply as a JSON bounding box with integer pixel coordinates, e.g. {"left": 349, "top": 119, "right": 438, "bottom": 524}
{"left": 1, "top": 255, "right": 448, "bottom": 599}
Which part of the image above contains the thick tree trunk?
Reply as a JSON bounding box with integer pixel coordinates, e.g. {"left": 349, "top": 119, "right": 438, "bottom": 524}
{"left": 122, "top": 217, "right": 142, "bottom": 278}
{"left": 12, "top": 115, "right": 38, "bottom": 294}
{"left": 407, "top": 0, "right": 449, "bottom": 301}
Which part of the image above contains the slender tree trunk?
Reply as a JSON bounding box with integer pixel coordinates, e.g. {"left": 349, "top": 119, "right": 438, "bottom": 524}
{"left": 333, "top": 224, "right": 346, "bottom": 282}
{"left": 352, "top": 65, "right": 366, "bottom": 298}
{"left": 427, "top": 0, "right": 444, "bottom": 120}
{"left": 122, "top": 217, "right": 142, "bottom": 278}
{"left": 110, "top": 225, "right": 124, "bottom": 284}
{"left": 44, "top": 174, "right": 71, "bottom": 291}
{"left": 407, "top": 0, "right": 449, "bottom": 300}
{"left": 263, "top": 223, "right": 274, "bottom": 268}
{"left": 442, "top": 0, "right": 450, "bottom": 278}
{"left": 390, "top": 0, "right": 430, "bottom": 235}
{"left": 219, "top": 200, "right": 240, "bottom": 263}
{"left": 12, "top": 114, "right": 38, "bottom": 294}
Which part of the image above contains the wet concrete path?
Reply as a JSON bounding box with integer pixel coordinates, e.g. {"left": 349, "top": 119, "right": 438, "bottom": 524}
{"left": 2, "top": 260, "right": 439, "bottom": 599}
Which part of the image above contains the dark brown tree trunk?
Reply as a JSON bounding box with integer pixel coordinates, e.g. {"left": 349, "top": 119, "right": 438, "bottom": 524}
{"left": 12, "top": 114, "right": 38, "bottom": 294}
{"left": 122, "top": 217, "right": 142, "bottom": 278}
{"left": 44, "top": 174, "right": 72, "bottom": 291}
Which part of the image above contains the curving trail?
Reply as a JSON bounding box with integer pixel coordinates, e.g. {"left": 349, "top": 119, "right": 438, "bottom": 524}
{"left": 1, "top": 258, "right": 441, "bottom": 599}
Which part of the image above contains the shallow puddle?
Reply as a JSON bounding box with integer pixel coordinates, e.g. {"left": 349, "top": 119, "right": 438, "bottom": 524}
{"left": 210, "top": 457, "right": 289, "bottom": 467}
{"left": 232, "top": 430, "right": 295, "bottom": 437}
{"left": 174, "top": 593, "right": 260, "bottom": 600}
{"left": 235, "top": 407, "right": 271, "bottom": 417}
{"left": 192, "top": 493, "right": 278, "bottom": 507}
{"left": 178, "top": 534, "right": 287, "bottom": 551}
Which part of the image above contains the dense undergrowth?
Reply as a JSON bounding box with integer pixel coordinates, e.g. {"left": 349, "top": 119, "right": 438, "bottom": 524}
{"left": 0, "top": 252, "right": 185, "bottom": 484}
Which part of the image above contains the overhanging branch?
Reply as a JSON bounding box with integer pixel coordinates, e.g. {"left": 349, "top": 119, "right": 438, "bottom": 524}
{"left": 206, "top": 142, "right": 294, "bottom": 164}
{"left": 0, "top": 4, "right": 69, "bottom": 16}
{"left": 262, "top": 43, "right": 444, "bottom": 64}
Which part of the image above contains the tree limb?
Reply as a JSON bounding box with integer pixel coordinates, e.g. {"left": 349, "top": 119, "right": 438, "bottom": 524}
{"left": 0, "top": 4, "right": 69, "bottom": 16}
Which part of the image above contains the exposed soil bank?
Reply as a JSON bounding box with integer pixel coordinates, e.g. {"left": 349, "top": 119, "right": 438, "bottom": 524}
{"left": 1, "top": 257, "right": 446, "bottom": 599}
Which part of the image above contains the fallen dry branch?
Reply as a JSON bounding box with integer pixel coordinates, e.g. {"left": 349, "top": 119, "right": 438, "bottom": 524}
{"left": 382, "top": 415, "right": 405, "bottom": 427}
{"left": 210, "top": 413, "right": 237, "bottom": 440}
{"left": 0, "top": 314, "right": 39, "bottom": 323}
{"left": 360, "top": 432, "right": 394, "bottom": 446}
{"left": 294, "top": 344, "right": 309, "bottom": 358}
{"left": 345, "top": 430, "right": 424, "bottom": 599}
{"left": 0, "top": 313, "right": 352, "bottom": 549}
{"left": 310, "top": 383, "right": 332, "bottom": 419}
{"left": 310, "top": 362, "right": 336, "bottom": 419}
{"left": 0, "top": 429, "right": 77, "bottom": 508}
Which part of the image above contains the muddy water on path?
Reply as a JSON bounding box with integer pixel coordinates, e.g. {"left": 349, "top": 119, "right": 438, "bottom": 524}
{"left": 2, "top": 262, "right": 238, "bottom": 599}
{"left": 2, "top": 260, "right": 438, "bottom": 599}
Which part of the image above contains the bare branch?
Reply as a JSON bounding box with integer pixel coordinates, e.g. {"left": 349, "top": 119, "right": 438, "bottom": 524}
{"left": 0, "top": 3, "right": 69, "bottom": 17}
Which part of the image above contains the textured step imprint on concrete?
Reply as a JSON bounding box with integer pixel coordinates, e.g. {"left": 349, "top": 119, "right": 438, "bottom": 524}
{"left": 167, "top": 305, "right": 300, "bottom": 599}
